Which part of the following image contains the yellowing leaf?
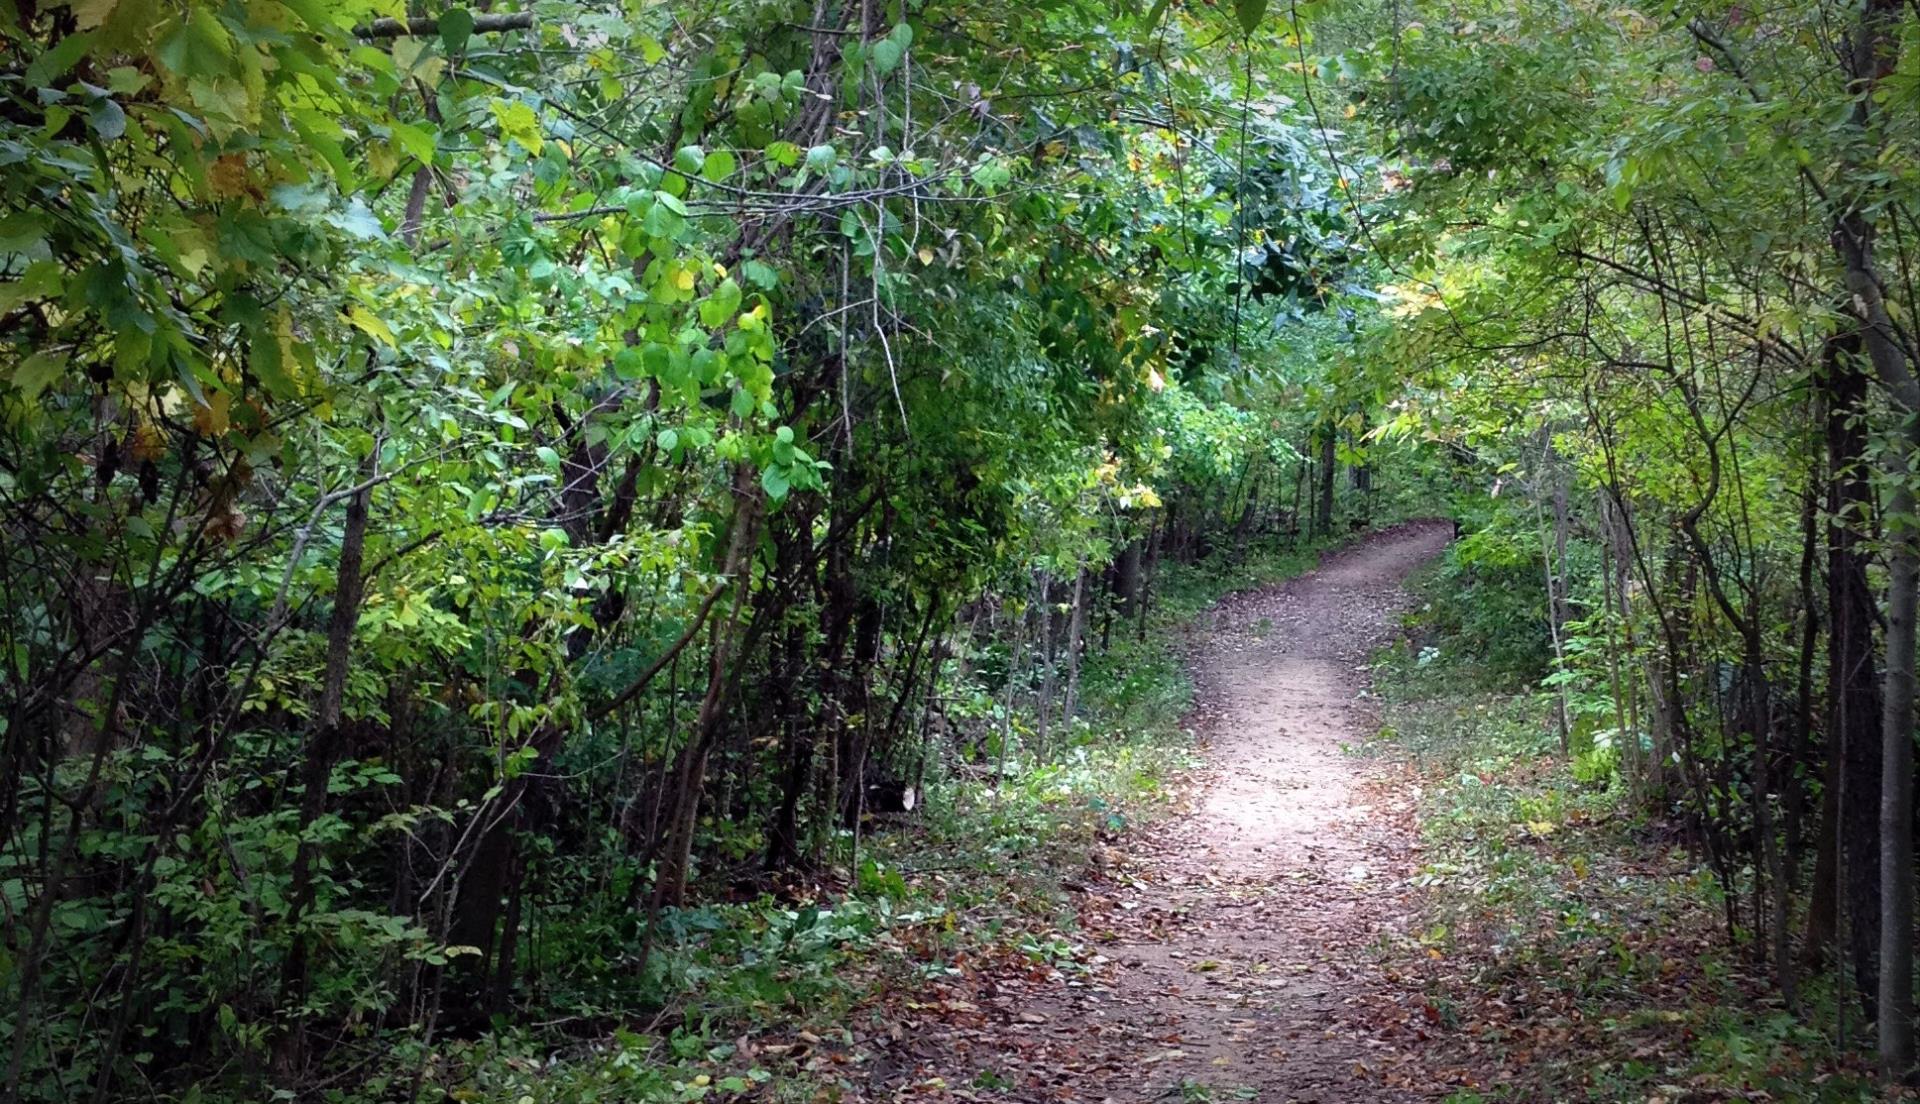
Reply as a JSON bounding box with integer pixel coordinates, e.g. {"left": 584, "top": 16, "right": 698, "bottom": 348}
{"left": 72, "top": 0, "right": 118, "bottom": 30}
{"left": 346, "top": 305, "right": 397, "bottom": 347}
{"left": 391, "top": 36, "right": 428, "bottom": 73}
{"left": 192, "top": 391, "right": 230, "bottom": 436}
{"left": 489, "top": 98, "right": 543, "bottom": 155}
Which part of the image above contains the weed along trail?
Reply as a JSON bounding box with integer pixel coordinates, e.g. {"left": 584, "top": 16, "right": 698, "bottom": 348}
{"left": 883, "top": 523, "right": 1455, "bottom": 1102}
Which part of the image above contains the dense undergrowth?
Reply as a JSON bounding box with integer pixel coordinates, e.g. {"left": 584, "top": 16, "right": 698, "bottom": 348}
{"left": 1372, "top": 551, "right": 1894, "bottom": 1103}
{"left": 418, "top": 534, "right": 1347, "bottom": 1104}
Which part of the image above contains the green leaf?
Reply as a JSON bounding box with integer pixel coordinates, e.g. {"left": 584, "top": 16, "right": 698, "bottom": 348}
{"left": 26, "top": 30, "right": 97, "bottom": 86}
{"left": 88, "top": 97, "right": 126, "bottom": 141}
{"left": 0, "top": 261, "right": 64, "bottom": 314}
{"left": 1233, "top": 0, "right": 1267, "bottom": 34}
{"left": 12, "top": 350, "right": 65, "bottom": 400}
{"left": 438, "top": 7, "right": 475, "bottom": 54}
{"left": 761, "top": 464, "right": 790, "bottom": 502}
{"left": 702, "top": 149, "right": 736, "bottom": 182}
{"left": 871, "top": 39, "right": 905, "bottom": 75}
{"left": 325, "top": 199, "right": 386, "bottom": 241}
{"left": 158, "top": 10, "right": 234, "bottom": 79}
{"left": 390, "top": 120, "right": 436, "bottom": 166}
{"left": 742, "top": 259, "right": 779, "bottom": 289}
{"left": 698, "top": 278, "right": 742, "bottom": 328}
{"left": 644, "top": 197, "right": 685, "bottom": 239}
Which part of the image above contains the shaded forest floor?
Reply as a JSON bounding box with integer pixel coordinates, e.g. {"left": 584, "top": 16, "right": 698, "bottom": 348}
{"left": 450, "top": 525, "right": 1902, "bottom": 1104}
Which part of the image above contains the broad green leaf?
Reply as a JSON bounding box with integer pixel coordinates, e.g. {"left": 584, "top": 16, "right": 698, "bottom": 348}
{"left": 760, "top": 464, "right": 790, "bottom": 501}
{"left": 390, "top": 120, "right": 436, "bottom": 166}
{"left": 12, "top": 351, "right": 65, "bottom": 400}
{"left": 438, "top": 7, "right": 475, "bottom": 53}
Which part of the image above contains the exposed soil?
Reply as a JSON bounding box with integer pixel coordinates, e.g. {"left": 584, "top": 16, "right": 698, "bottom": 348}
{"left": 873, "top": 521, "right": 1457, "bottom": 1102}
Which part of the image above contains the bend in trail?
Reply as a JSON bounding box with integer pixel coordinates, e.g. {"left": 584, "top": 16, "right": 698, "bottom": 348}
{"left": 885, "top": 521, "right": 1454, "bottom": 1102}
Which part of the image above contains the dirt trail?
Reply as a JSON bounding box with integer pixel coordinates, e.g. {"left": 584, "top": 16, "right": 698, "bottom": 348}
{"left": 920, "top": 522, "right": 1456, "bottom": 1102}
{"left": 1071, "top": 520, "right": 1454, "bottom": 1101}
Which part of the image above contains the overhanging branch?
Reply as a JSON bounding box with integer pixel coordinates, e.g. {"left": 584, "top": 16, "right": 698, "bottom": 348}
{"left": 353, "top": 13, "right": 533, "bottom": 39}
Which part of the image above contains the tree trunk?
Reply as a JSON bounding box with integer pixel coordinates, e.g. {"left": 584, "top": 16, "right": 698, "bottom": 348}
{"left": 1136, "top": 520, "right": 1162, "bottom": 641}
{"left": 653, "top": 466, "right": 765, "bottom": 909}
{"left": 1113, "top": 538, "right": 1144, "bottom": 618}
{"left": 1060, "top": 562, "right": 1088, "bottom": 727}
{"left": 1035, "top": 572, "right": 1055, "bottom": 759}
{"left": 1829, "top": 2, "right": 1916, "bottom": 1070}
{"left": 1535, "top": 433, "right": 1572, "bottom": 758}
{"left": 1315, "top": 420, "right": 1336, "bottom": 537}
{"left": 275, "top": 454, "right": 376, "bottom": 1072}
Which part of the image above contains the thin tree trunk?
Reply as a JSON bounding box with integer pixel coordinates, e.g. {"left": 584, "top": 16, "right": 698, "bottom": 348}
{"left": 1534, "top": 433, "right": 1571, "bottom": 758}
{"left": 652, "top": 466, "right": 765, "bottom": 909}
{"left": 1060, "top": 562, "right": 1088, "bottom": 727}
{"left": 1035, "top": 572, "right": 1054, "bottom": 760}
{"left": 1136, "top": 520, "right": 1162, "bottom": 641}
{"left": 275, "top": 451, "right": 377, "bottom": 1074}
{"left": 1597, "top": 495, "right": 1639, "bottom": 802}
{"left": 1315, "top": 420, "right": 1336, "bottom": 537}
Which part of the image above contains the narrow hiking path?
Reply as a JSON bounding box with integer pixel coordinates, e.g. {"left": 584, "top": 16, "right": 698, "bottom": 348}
{"left": 879, "top": 521, "right": 1457, "bottom": 1102}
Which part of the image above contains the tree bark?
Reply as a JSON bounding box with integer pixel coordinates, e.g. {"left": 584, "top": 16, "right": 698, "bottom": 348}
{"left": 1060, "top": 562, "right": 1088, "bottom": 727}
{"left": 1315, "top": 419, "right": 1336, "bottom": 537}
{"left": 275, "top": 453, "right": 377, "bottom": 1073}
{"left": 654, "top": 467, "right": 765, "bottom": 908}
{"left": 1829, "top": 2, "right": 1916, "bottom": 1069}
